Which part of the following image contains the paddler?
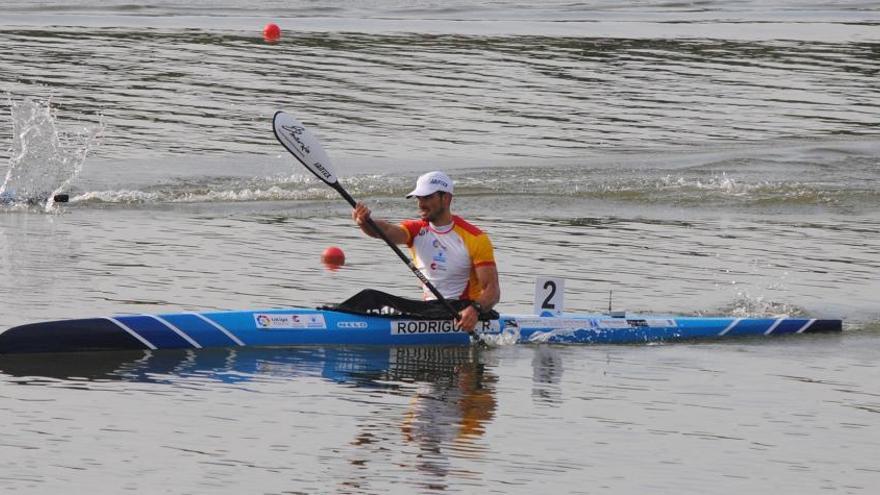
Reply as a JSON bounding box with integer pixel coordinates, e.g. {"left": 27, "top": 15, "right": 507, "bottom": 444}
{"left": 350, "top": 171, "right": 500, "bottom": 332}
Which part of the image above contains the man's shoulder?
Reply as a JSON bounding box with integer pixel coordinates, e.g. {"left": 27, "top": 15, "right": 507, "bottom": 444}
{"left": 452, "top": 215, "right": 486, "bottom": 237}
{"left": 400, "top": 218, "right": 428, "bottom": 242}
{"left": 401, "top": 218, "right": 428, "bottom": 229}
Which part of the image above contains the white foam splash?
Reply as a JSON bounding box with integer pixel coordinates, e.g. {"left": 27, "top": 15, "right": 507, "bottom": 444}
{"left": 1, "top": 96, "right": 103, "bottom": 211}
{"left": 725, "top": 289, "right": 806, "bottom": 318}
{"left": 475, "top": 326, "right": 520, "bottom": 347}
{"left": 70, "top": 184, "right": 336, "bottom": 204}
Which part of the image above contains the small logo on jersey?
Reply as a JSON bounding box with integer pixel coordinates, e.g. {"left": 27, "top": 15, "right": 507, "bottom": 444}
{"left": 430, "top": 250, "right": 447, "bottom": 271}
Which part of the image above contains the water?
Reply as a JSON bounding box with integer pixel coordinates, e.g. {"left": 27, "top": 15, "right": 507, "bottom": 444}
{"left": 1, "top": 1, "right": 879, "bottom": 493}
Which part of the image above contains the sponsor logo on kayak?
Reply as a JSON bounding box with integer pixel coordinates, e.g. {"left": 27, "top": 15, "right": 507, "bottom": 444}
{"left": 595, "top": 319, "right": 630, "bottom": 328}
{"left": 645, "top": 319, "right": 677, "bottom": 328}
{"left": 392, "top": 320, "right": 496, "bottom": 335}
{"left": 254, "top": 313, "right": 326, "bottom": 330}
{"left": 595, "top": 319, "right": 677, "bottom": 329}
{"left": 514, "top": 317, "right": 592, "bottom": 329}
{"left": 337, "top": 321, "right": 368, "bottom": 329}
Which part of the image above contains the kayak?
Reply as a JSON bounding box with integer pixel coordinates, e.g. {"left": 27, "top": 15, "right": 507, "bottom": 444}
{"left": 0, "top": 306, "right": 842, "bottom": 354}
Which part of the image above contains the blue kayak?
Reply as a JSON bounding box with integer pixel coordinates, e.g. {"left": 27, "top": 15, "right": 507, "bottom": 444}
{"left": 0, "top": 307, "right": 842, "bottom": 354}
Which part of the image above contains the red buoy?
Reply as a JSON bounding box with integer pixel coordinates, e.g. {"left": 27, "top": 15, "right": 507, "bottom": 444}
{"left": 321, "top": 246, "right": 345, "bottom": 268}
{"left": 263, "top": 23, "right": 281, "bottom": 43}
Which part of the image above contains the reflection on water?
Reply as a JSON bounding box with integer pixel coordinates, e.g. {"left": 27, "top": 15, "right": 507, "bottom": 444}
{"left": 532, "top": 345, "right": 563, "bottom": 405}
{"left": 2, "top": 332, "right": 878, "bottom": 493}
{"left": 0, "top": 345, "right": 476, "bottom": 385}
{"left": 0, "top": 344, "right": 508, "bottom": 491}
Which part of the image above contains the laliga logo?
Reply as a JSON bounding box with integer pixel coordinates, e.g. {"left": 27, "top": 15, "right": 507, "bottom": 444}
{"left": 256, "top": 315, "right": 272, "bottom": 327}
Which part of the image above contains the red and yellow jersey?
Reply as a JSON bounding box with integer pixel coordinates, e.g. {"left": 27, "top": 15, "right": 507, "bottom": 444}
{"left": 400, "top": 215, "right": 495, "bottom": 301}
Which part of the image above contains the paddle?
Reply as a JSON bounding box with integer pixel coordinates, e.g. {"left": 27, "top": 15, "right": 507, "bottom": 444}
{"left": 271, "top": 111, "right": 468, "bottom": 331}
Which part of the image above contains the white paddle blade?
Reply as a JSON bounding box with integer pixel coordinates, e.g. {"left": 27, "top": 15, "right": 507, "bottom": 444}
{"left": 272, "top": 111, "right": 338, "bottom": 185}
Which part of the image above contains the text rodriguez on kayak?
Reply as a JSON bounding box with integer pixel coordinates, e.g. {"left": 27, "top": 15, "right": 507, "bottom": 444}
{"left": 351, "top": 171, "right": 501, "bottom": 332}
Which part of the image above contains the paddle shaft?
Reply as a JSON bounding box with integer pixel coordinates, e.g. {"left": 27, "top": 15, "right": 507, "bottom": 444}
{"left": 331, "top": 183, "right": 463, "bottom": 322}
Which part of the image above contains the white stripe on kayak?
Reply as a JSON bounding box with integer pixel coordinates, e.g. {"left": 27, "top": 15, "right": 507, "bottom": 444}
{"left": 149, "top": 315, "right": 202, "bottom": 349}
{"left": 189, "top": 312, "right": 245, "bottom": 346}
{"left": 718, "top": 318, "right": 743, "bottom": 336}
{"left": 107, "top": 317, "right": 157, "bottom": 350}
{"left": 764, "top": 319, "right": 785, "bottom": 336}
{"left": 796, "top": 319, "right": 817, "bottom": 334}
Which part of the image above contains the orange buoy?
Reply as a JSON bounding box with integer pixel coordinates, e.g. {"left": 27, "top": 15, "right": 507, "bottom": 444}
{"left": 321, "top": 246, "right": 345, "bottom": 268}
{"left": 263, "top": 23, "right": 281, "bottom": 43}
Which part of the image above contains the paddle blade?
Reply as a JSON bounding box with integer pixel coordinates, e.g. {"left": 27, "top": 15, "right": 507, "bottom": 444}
{"left": 272, "top": 111, "right": 338, "bottom": 185}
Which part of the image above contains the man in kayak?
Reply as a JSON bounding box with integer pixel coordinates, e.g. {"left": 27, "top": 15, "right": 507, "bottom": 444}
{"left": 350, "top": 171, "right": 500, "bottom": 332}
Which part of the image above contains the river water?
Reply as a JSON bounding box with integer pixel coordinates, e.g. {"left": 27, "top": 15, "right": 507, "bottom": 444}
{"left": 1, "top": 1, "right": 879, "bottom": 493}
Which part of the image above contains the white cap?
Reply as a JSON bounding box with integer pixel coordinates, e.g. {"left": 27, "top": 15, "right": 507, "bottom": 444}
{"left": 405, "top": 171, "right": 454, "bottom": 198}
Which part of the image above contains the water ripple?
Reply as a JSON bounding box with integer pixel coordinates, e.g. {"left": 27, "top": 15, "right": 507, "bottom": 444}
{"left": 2, "top": 30, "right": 877, "bottom": 162}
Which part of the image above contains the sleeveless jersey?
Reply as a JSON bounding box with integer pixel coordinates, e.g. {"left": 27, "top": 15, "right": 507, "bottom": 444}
{"left": 400, "top": 215, "right": 496, "bottom": 301}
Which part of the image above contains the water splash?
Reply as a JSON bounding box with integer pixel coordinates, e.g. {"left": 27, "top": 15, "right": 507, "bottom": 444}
{"left": 477, "top": 324, "right": 520, "bottom": 347}
{"left": 0, "top": 97, "right": 103, "bottom": 211}
{"left": 723, "top": 290, "right": 807, "bottom": 318}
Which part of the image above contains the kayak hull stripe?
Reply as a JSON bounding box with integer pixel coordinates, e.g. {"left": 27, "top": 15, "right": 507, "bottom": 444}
{"left": 107, "top": 317, "right": 157, "bottom": 350}
{"left": 183, "top": 313, "right": 245, "bottom": 346}
{"left": 796, "top": 319, "right": 817, "bottom": 333}
{"left": 770, "top": 318, "right": 813, "bottom": 335}
{"left": 718, "top": 318, "right": 743, "bottom": 336}
{"left": 159, "top": 313, "right": 244, "bottom": 347}
{"left": 114, "top": 315, "right": 192, "bottom": 349}
{"left": 149, "top": 315, "right": 202, "bottom": 349}
{"left": 722, "top": 319, "right": 780, "bottom": 337}
{"left": 764, "top": 319, "right": 785, "bottom": 335}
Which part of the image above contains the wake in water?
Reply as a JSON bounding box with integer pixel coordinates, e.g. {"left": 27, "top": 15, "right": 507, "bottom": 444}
{"left": 0, "top": 97, "right": 103, "bottom": 211}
